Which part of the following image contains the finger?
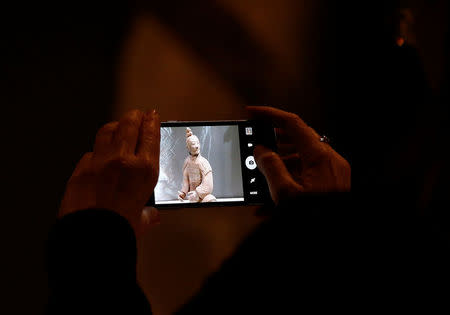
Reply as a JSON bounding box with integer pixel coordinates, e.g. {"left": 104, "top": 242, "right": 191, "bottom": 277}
{"left": 277, "top": 143, "right": 298, "bottom": 155}
{"left": 141, "top": 207, "right": 161, "bottom": 226}
{"left": 254, "top": 145, "right": 303, "bottom": 204}
{"left": 247, "top": 106, "right": 309, "bottom": 129}
{"left": 247, "top": 106, "right": 319, "bottom": 139}
{"left": 61, "top": 152, "right": 93, "bottom": 217}
{"left": 275, "top": 127, "right": 292, "bottom": 144}
{"left": 137, "top": 109, "right": 160, "bottom": 163}
{"left": 247, "top": 106, "right": 325, "bottom": 163}
{"left": 113, "top": 109, "right": 144, "bottom": 155}
{"left": 135, "top": 207, "right": 161, "bottom": 238}
{"left": 94, "top": 121, "right": 118, "bottom": 156}
{"left": 281, "top": 153, "right": 301, "bottom": 164}
{"left": 71, "top": 152, "right": 93, "bottom": 178}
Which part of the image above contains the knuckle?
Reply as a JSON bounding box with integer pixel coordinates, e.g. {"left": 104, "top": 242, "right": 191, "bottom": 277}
{"left": 340, "top": 157, "right": 351, "bottom": 172}
{"left": 316, "top": 148, "right": 331, "bottom": 161}
{"left": 95, "top": 124, "right": 117, "bottom": 146}
{"left": 256, "top": 150, "right": 278, "bottom": 165}
{"left": 122, "top": 117, "right": 139, "bottom": 128}
{"left": 95, "top": 128, "right": 106, "bottom": 140}
{"left": 95, "top": 127, "right": 104, "bottom": 138}
{"left": 307, "top": 126, "right": 320, "bottom": 138}
{"left": 339, "top": 158, "right": 352, "bottom": 181}
{"left": 82, "top": 152, "right": 93, "bottom": 160}
{"left": 124, "top": 110, "right": 142, "bottom": 124}
{"left": 68, "top": 167, "right": 94, "bottom": 185}
{"left": 137, "top": 157, "right": 158, "bottom": 174}
{"left": 306, "top": 146, "right": 330, "bottom": 165}
{"left": 285, "top": 112, "right": 308, "bottom": 132}
{"left": 287, "top": 112, "right": 301, "bottom": 124}
{"left": 97, "top": 122, "right": 116, "bottom": 134}
{"left": 67, "top": 174, "right": 81, "bottom": 185}
{"left": 322, "top": 149, "right": 350, "bottom": 170}
{"left": 129, "top": 109, "right": 142, "bottom": 116}
{"left": 108, "top": 156, "right": 132, "bottom": 169}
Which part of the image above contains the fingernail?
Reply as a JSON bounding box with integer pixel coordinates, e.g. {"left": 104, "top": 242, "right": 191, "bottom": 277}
{"left": 149, "top": 109, "right": 160, "bottom": 122}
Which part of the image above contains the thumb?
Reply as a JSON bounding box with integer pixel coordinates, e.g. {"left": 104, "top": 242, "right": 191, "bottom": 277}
{"left": 135, "top": 207, "right": 161, "bottom": 238}
{"left": 254, "top": 145, "right": 303, "bottom": 204}
{"left": 142, "top": 207, "right": 161, "bottom": 226}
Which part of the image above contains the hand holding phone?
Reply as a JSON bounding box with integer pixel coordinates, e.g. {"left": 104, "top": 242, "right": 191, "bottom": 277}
{"left": 248, "top": 106, "right": 351, "bottom": 204}
{"left": 59, "top": 110, "right": 161, "bottom": 237}
{"left": 60, "top": 105, "right": 350, "bottom": 237}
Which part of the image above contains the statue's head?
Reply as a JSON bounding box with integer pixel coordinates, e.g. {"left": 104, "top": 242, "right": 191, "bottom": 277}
{"left": 186, "top": 128, "right": 200, "bottom": 156}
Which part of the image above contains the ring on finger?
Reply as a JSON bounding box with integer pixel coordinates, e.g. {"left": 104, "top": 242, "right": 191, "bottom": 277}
{"left": 319, "top": 135, "right": 330, "bottom": 144}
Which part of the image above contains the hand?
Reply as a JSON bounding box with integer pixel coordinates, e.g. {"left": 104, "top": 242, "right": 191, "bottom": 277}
{"left": 247, "top": 106, "right": 351, "bottom": 205}
{"left": 59, "top": 109, "right": 161, "bottom": 237}
{"left": 187, "top": 190, "right": 200, "bottom": 202}
{"left": 178, "top": 191, "right": 186, "bottom": 201}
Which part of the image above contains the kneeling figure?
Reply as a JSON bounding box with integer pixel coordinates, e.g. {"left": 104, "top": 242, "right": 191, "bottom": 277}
{"left": 178, "top": 128, "right": 216, "bottom": 203}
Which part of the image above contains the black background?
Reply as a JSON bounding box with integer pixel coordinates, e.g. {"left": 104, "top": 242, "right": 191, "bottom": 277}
{"left": 2, "top": 1, "right": 449, "bottom": 313}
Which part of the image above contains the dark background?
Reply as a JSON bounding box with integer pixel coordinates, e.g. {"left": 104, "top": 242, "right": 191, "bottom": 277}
{"left": 2, "top": 1, "right": 449, "bottom": 314}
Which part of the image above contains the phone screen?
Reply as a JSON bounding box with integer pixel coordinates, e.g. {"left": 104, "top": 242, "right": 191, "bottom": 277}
{"left": 148, "top": 120, "right": 275, "bottom": 208}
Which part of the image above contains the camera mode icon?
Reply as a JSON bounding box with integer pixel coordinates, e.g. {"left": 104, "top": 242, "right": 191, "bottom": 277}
{"left": 245, "top": 156, "right": 257, "bottom": 170}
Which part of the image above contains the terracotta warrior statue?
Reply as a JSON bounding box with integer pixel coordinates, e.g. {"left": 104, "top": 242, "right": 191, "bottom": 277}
{"left": 178, "top": 128, "right": 216, "bottom": 202}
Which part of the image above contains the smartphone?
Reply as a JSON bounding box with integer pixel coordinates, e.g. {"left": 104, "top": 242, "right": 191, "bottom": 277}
{"left": 147, "top": 120, "right": 276, "bottom": 208}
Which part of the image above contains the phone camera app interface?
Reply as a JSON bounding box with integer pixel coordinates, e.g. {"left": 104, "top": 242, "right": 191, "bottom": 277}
{"left": 154, "top": 125, "right": 244, "bottom": 205}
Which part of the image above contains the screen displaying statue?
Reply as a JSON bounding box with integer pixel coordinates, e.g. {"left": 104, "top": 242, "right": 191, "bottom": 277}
{"left": 154, "top": 125, "right": 244, "bottom": 205}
